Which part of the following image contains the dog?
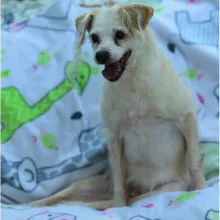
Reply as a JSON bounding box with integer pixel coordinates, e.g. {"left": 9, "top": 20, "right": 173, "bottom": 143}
{"left": 2, "top": 4, "right": 206, "bottom": 209}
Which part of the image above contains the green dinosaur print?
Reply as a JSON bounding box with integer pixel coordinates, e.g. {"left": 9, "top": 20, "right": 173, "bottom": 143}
{"left": 37, "top": 50, "right": 51, "bottom": 67}
{"left": 82, "top": 51, "right": 101, "bottom": 75}
{"left": 1, "top": 82, "right": 72, "bottom": 143}
{"left": 1, "top": 70, "right": 10, "bottom": 78}
{"left": 173, "top": 192, "right": 197, "bottom": 204}
{"left": 65, "top": 61, "right": 91, "bottom": 95}
{"left": 40, "top": 133, "right": 57, "bottom": 150}
{"left": 1, "top": 60, "right": 91, "bottom": 143}
{"left": 91, "top": 66, "right": 101, "bottom": 75}
{"left": 205, "top": 210, "right": 219, "bottom": 220}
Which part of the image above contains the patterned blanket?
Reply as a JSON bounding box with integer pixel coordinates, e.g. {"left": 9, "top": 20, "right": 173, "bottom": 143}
{"left": 1, "top": 0, "right": 219, "bottom": 215}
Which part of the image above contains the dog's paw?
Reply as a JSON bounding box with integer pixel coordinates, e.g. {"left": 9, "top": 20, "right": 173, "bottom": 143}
{"left": 113, "top": 197, "right": 126, "bottom": 207}
{"left": 193, "top": 177, "right": 207, "bottom": 189}
{"left": 194, "top": 182, "right": 207, "bottom": 190}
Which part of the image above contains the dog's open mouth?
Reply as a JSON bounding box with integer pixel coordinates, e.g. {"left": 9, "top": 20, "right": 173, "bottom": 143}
{"left": 102, "top": 50, "right": 131, "bottom": 82}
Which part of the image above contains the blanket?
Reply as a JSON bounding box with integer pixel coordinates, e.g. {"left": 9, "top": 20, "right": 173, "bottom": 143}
{"left": 1, "top": 186, "right": 219, "bottom": 219}
{"left": 1, "top": 0, "right": 55, "bottom": 26}
{"left": 1, "top": 0, "right": 219, "bottom": 210}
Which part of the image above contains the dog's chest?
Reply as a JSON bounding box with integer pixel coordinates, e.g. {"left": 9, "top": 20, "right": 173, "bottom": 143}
{"left": 102, "top": 85, "right": 156, "bottom": 131}
{"left": 102, "top": 84, "right": 185, "bottom": 191}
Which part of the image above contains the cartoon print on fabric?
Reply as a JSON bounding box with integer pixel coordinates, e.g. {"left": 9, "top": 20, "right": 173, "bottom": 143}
{"left": 2, "top": 20, "right": 29, "bottom": 32}
{"left": 129, "top": 0, "right": 164, "bottom": 14}
{"left": 181, "top": 66, "right": 205, "bottom": 106}
{"left": 70, "top": 111, "right": 83, "bottom": 120}
{"left": 2, "top": 0, "right": 72, "bottom": 32}
{"left": 182, "top": 67, "right": 204, "bottom": 80}
{"left": 197, "top": 92, "right": 205, "bottom": 105}
{"left": 65, "top": 61, "right": 90, "bottom": 95}
{"left": 78, "top": 0, "right": 164, "bottom": 13}
{"left": 129, "top": 216, "right": 161, "bottom": 220}
{"left": 1, "top": 0, "right": 71, "bottom": 26}
{"left": 28, "top": 212, "right": 76, "bottom": 220}
{"left": 200, "top": 142, "right": 219, "bottom": 181}
{"left": 0, "top": 192, "right": 18, "bottom": 204}
{"left": 175, "top": 9, "right": 219, "bottom": 47}
{"left": 213, "top": 85, "right": 219, "bottom": 117}
{"left": 78, "top": 0, "right": 162, "bottom": 7}
{"left": 168, "top": 192, "right": 198, "bottom": 207}
{"left": 67, "top": 59, "right": 101, "bottom": 95}
{"left": 205, "top": 209, "right": 219, "bottom": 220}
{"left": 1, "top": 113, "right": 107, "bottom": 192}
{"left": 1, "top": 49, "right": 10, "bottom": 78}
{"left": 1, "top": 70, "right": 10, "bottom": 78}
{"left": 166, "top": 39, "right": 205, "bottom": 111}
{"left": 1, "top": 60, "right": 94, "bottom": 143}
{"left": 142, "top": 203, "right": 154, "bottom": 208}
{"left": 32, "top": 130, "right": 59, "bottom": 151}
{"left": 1, "top": 81, "right": 72, "bottom": 143}
{"left": 188, "top": 0, "right": 200, "bottom": 3}
{"left": 33, "top": 50, "right": 52, "bottom": 71}
{"left": 2, "top": 12, "right": 14, "bottom": 25}
{"left": 65, "top": 58, "right": 101, "bottom": 95}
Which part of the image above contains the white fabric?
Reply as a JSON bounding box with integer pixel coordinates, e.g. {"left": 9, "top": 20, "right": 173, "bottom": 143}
{"left": 1, "top": 0, "right": 107, "bottom": 204}
{"left": 1, "top": 0, "right": 219, "bottom": 211}
{"left": 2, "top": 186, "right": 219, "bottom": 219}
{"left": 150, "top": 0, "right": 219, "bottom": 143}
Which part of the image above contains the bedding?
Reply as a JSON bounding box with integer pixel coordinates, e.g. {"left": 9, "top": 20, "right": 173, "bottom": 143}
{"left": 1, "top": 0, "right": 55, "bottom": 26}
{"left": 0, "top": 0, "right": 55, "bottom": 26}
{"left": 1, "top": 187, "right": 219, "bottom": 219}
{"left": 1, "top": 0, "right": 219, "bottom": 218}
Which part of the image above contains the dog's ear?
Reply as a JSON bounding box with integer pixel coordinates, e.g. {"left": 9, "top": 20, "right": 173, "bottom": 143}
{"left": 119, "top": 4, "right": 154, "bottom": 31}
{"left": 75, "top": 12, "right": 96, "bottom": 46}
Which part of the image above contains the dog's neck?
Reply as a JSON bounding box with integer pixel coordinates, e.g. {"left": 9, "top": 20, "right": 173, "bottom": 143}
{"left": 130, "top": 27, "right": 157, "bottom": 70}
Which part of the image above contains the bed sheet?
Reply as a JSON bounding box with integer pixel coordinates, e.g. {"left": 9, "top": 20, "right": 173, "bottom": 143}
{"left": 1, "top": 0, "right": 55, "bottom": 26}
{"left": 2, "top": 186, "right": 219, "bottom": 220}
{"left": 1, "top": 0, "right": 107, "bottom": 204}
{"left": 1, "top": 0, "right": 219, "bottom": 207}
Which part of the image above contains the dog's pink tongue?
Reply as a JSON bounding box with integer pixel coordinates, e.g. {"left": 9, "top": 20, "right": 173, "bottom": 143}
{"left": 102, "top": 63, "right": 117, "bottom": 80}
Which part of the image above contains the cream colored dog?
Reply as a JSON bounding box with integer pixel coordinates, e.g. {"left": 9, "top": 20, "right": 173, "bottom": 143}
{"left": 3, "top": 4, "right": 206, "bottom": 209}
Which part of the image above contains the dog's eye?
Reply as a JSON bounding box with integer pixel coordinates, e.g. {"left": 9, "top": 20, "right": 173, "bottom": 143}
{"left": 115, "top": 31, "right": 125, "bottom": 40}
{"left": 90, "top": 34, "right": 100, "bottom": 44}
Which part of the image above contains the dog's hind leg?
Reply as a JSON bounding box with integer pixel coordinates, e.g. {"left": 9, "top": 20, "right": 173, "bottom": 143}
{"left": 22, "top": 174, "right": 112, "bottom": 207}
{"left": 129, "top": 181, "right": 189, "bottom": 204}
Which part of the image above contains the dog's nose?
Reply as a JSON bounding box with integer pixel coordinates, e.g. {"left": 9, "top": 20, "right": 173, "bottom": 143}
{"left": 95, "top": 51, "right": 110, "bottom": 64}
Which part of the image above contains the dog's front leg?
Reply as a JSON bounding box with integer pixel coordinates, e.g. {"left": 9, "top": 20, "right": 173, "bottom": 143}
{"left": 179, "top": 112, "right": 206, "bottom": 189}
{"left": 108, "top": 134, "right": 126, "bottom": 207}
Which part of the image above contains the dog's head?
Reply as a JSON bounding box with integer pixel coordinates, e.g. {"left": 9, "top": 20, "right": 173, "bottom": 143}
{"left": 75, "top": 4, "right": 154, "bottom": 82}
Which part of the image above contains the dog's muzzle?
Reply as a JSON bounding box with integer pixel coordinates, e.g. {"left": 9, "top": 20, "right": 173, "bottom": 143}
{"left": 101, "top": 50, "right": 132, "bottom": 82}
